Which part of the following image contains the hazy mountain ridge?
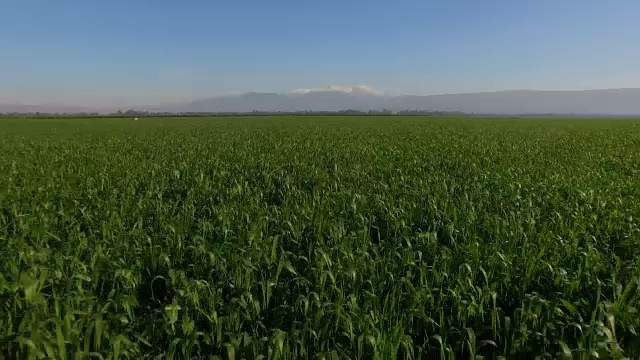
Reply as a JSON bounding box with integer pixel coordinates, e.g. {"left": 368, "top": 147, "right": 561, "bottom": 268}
{"left": 0, "top": 103, "right": 95, "bottom": 114}
{"left": 154, "top": 88, "right": 640, "bottom": 115}
{"left": 3, "top": 88, "right": 640, "bottom": 115}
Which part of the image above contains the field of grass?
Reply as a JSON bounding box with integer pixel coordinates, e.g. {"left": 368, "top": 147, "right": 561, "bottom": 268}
{"left": 1, "top": 116, "right": 640, "bottom": 359}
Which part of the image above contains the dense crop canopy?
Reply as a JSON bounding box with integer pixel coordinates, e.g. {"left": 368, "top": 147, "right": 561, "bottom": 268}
{"left": 1, "top": 116, "right": 639, "bottom": 359}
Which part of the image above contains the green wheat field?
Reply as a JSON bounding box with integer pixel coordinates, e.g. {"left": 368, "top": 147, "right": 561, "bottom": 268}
{"left": 1, "top": 116, "right": 639, "bottom": 359}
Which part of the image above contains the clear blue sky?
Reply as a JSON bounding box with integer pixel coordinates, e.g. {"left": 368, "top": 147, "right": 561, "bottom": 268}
{"left": 2, "top": 0, "right": 639, "bottom": 106}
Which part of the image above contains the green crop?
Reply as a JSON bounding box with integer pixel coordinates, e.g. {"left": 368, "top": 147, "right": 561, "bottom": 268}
{"left": 1, "top": 116, "right": 639, "bottom": 359}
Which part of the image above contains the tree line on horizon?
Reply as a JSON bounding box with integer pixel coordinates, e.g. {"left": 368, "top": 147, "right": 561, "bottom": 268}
{"left": 1, "top": 109, "right": 467, "bottom": 118}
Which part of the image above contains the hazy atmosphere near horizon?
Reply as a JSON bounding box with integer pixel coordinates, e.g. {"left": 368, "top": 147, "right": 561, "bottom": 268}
{"left": 2, "top": 0, "right": 639, "bottom": 108}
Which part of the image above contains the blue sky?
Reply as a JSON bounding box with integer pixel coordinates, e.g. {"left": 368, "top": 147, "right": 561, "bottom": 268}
{"left": 2, "top": 0, "right": 639, "bottom": 106}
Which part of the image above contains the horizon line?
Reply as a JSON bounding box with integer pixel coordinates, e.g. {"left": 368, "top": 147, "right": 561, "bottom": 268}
{"left": 3, "top": 86, "right": 640, "bottom": 108}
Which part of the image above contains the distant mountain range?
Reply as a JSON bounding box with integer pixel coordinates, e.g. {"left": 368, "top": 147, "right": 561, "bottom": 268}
{"left": 3, "top": 88, "right": 640, "bottom": 115}
{"left": 0, "top": 103, "right": 94, "bottom": 114}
